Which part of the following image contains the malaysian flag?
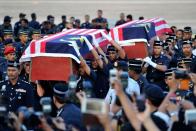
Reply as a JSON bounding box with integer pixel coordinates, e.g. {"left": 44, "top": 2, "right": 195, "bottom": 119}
{"left": 110, "top": 17, "right": 172, "bottom": 42}
{"left": 20, "top": 29, "right": 109, "bottom": 63}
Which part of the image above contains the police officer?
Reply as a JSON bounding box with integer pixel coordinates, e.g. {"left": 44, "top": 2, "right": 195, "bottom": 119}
{"left": 92, "top": 10, "right": 108, "bottom": 29}
{"left": 29, "top": 13, "right": 40, "bottom": 29}
{"left": 80, "top": 15, "right": 93, "bottom": 29}
{"left": 0, "top": 46, "right": 16, "bottom": 80}
{"left": 14, "top": 13, "right": 26, "bottom": 39}
{"left": 31, "top": 29, "right": 41, "bottom": 40}
{"left": 56, "top": 15, "right": 67, "bottom": 32}
{"left": 183, "top": 26, "right": 192, "bottom": 41}
{"left": 53, "top": 83, "right": 85, "bottom": 130}
{"left": 144, "top": 40, "right": 170, "bottom": 91}
{"left": 0, "top": 61, "right": 34, "bottom": 112}
{"left": 0, "top": 16, "right": 12, "bottom": 38}
{"left": 128, "top": 59, "right": 149, "bottom": 93}
{"left": 14, "top": 30, "right": 29, "bottom": 58}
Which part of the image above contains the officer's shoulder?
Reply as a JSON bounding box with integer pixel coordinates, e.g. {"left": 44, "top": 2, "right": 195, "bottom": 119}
{"left": 0, "top": 80, "right": 8, "bottom": 84}
{"left": 20, "top": 79, "right": 31, "bottom": 85}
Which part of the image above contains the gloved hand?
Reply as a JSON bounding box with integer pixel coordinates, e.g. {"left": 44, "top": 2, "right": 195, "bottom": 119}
{"left": 101, "top": 31, "right": 112, "bottom": 41}
{"left": 81, "top": 36, "right": 93, "bottom": 50}
{"left": 143, "top": 57, "right": 157, "bottom": 68}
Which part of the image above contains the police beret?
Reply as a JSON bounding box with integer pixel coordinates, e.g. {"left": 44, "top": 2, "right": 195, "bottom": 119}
{"left": 184, "top": 26, "right": 192, "bottom": 33}
{"left": 7, "top": 60, "right": 20, "bottom": 68}
{"left": 4, "top": 16, "right": 12, "bottom": 22}
{"left": 153, "top": 40, "right": 163, "bottom": 47}
{"left": 4, "top": 46, "right": 15, "bottom": 55}
{"left": 19, "top": 30, "right": 28, "bottom": 36}
{"left": 182, "top": 40, "right": 192, "bottom": 46}
{"left": 62, "top": 15, "right": 66, "bottom": 19}
{"left": 19, "top": 13, "right": 26, "bottom": 17}
{"left": 114, "top": 60, "right": 128, "bottom": 71}
{"left": 32, "top": 29, "right": 41, "bottom": 34}
{"left": 3, "top": 39, "right": 13, "bottom": 45}
{"left": 128, "top": 59, "right": 143, "bottom": 70}
{"left": 107, "top": 45, "right": 116, "bottom": 52}
{"left": 165, "top": 68, "right": 176, "bottom": 77}
{"left": 145, "top": 84, "right": 164, "bottom": 101}
{"left": 53, "top": 83, "right": 69, "bottom": 99}
{"left": 3, "top": 29, "right": 13, "bottom": 35}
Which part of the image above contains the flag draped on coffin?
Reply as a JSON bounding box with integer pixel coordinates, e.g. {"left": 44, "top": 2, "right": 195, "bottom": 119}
{"left": 20, "top": 29, "right": 109, "bottom": 81}
{"left": 110, "top": 17, "right": 172, "bottom": 42}
{"left": 20, "top": 29, "right": 109, "bottom": 63}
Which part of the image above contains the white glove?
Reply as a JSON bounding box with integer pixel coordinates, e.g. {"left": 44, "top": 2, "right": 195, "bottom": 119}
{"left": 143, "top": 57, "right": 157, "bottom": 68}
{"left": 81, "top": 36, "right": 93, "bottom": 51}
{"left": 101, "top": 31, "right": 112, "bottom": 41}
{"left": 92, "top": 35, "right": 99, "bottom": 48}
{"left": 70, "top": 41, "right": 81, "bottom": 57}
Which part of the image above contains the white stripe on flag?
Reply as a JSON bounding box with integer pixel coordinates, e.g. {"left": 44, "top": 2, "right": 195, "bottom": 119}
{"left": 155, "top": 24, "right": 170, "bottom": 31}
{"left": 79, "top": 29, "right": 97, "bottom": 35}
{"left": 68, "top": 29, "right": 86, "bottom": 35}
{"left": 113, "top": 28, "right": 119, "bottom": 42}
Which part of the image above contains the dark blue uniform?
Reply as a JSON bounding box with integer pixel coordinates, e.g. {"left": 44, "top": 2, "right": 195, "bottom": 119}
{"left": 92, "top": 17, "right": 108, "bottom": 29}
{"left": 0, "top": 79, "right": 34, "bottom": 112}
{"left": 136, "top": 75, "right": 149, "bottom": 93}
{"left": 0, "top": 57, "right": 8, "bottom": 81}
{"left": 146, "top": 55, "right": 170, "bottom": 90}
{"left": 56, "top": 22, "right": 67, "bottom": 32}
{"left": 80, "top": 22, "right": 93, "bottom": 29}
{"left": 29, "top": 20, "right": 40, "bottom": 29}
{"left": 57, "top": 103, "right": 84, "bottom": 130}
{"left": 93, "top": 65, "right": 110, "bottom": 98}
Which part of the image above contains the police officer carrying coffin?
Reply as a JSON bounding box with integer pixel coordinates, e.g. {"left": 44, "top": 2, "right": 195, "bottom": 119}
{"left": 143, "top": 40, "right": 170, "bottom": 91}
{"left": 0, "top": 61, "right": 34, "bottom": 112}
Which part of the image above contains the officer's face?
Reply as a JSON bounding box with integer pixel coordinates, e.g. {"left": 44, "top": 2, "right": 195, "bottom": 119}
{"left": 3, "top": 34, "right": 13, "bottom": 40}
{"left": 176, "top": 31, "right": 183, "bottom": 39}
{"left": 108, "top": 51, "right": 117, "bottom": 61}
{"left": 97, "top": 11, "right": 102, "bottom": 18}
{"left": 85, "top": 15, "right": 90, "bottom": 22}
{"left": 24, "top": 62, "right": 30, "bottom": 74}
{"left": 183, "top": 32, "right": 191, "bottom": 40}
{"left": 91, "top": 60, "right": 98, "bottom": 69}
{"left": 20, "top": 35, "right": 28, "bottom": 43}
{"left": 79, "top": 66, "right": 85, "bottom": 76}
{"left": 32, "top": 34, "right": 41, "bottom": 40}
{"left": 165, "top": 76, "right": 174, "bottom": 88}
{"left": 153, "top": 46, "right": 162, "bottom": 55}
{"left": 182, "top": 44, "right": 192, "bottom": 56}
{"left": 7, "top": 67, "right": 19, "bottom": 80}
{"left": 6, "top": 53, "right": 16, "bottom": 61}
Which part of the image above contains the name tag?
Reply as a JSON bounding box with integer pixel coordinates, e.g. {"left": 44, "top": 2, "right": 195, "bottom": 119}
{"left": 16, "top": 89, "right": 26, "bottom": 93}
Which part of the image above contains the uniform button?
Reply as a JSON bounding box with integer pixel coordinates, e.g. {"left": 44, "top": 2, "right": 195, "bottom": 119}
{"left": 11, "top": 88, "right": 13, "bottom": 90}
{"left": 9, "top": 105, "right": 11, "bottom": 107}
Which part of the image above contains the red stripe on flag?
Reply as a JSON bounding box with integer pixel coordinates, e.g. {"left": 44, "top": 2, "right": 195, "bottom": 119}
{"left": 40, "top": 42, "right": 46, "bottom": 53}
{"left": 118, "top": 28, "right": 123, "bottom": 41}
{"left": 30, "top": 41, "right": 35, "bottom": 54}
{"left": 156, "top": 28, "right": 172, "bottom": 36}
{"left": 154, "top": 20, "right": 167, "bottom": 27}
{"left": 110, "top": 29, "right": 115, "bottom": 39}
{"left": 99, "top": 39, "right": 109, "bottom": 47}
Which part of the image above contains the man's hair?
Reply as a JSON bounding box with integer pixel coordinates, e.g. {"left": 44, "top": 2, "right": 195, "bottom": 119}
{"left": 54, "top": 95, "right": 66, "bottom": 104}
{"left": 97, "top": 9, "right": 103, "bottom": 13}
{"left": 126, "top": 14, "right": 133, "bottom": 20}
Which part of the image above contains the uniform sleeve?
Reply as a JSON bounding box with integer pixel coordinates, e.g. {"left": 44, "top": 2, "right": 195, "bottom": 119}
{"left": 89, "top": 70, "right": 97, "bottom": 81}
{"left": 162, "top": 56, "right": 170, "bottom": 67}
{"left": 25, "top": 84, "right": 35, "bottom": 108}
